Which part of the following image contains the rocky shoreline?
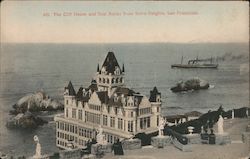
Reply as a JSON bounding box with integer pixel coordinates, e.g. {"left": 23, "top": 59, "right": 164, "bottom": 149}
{"left": 6, "top": 91, "right": 63, "bottom": 129}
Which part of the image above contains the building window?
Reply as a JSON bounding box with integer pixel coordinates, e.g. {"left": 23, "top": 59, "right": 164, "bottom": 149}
{"left": 103, "top": 78, "right": 105, "bottom": 83}
{"left": 89, "top": 104, "right": 101, "bottom": 111}
{"left": 157, "top": 95, "right": 161, "bottom": 102}
{"left": 78, "top": 109, "right": 82, "bottom": 120}
{"left": 116, "top": 78, "right": 119, "bottom": 83}
{"left": 115, "top": 107, "right": 118, "bottom": 114}
{"left": 131, "top": 112, "right": 133, "bottom": 117}
{"left": 110, "top": 117, "right": 115, "bottom": 128}
{"left": 72, "top": 108, "right": 76, "bottom": 118}
{"left": 157, "top": 107, "right": 159, "bottom": 112}
{"left": 112, "top": 78, "right": 114, "bottom": 84}
{"left": 118, "top": 118, "right": 123, "bottom": 130}
{"left": 157, "top": 115, "right": 159, "bottom": 126}
{"left": 85, "top": 111, "right": 100, "bottom": 124}
{"left": 66, "top": 108, "right": 68, "bottom": 118}
{"left": 120, "top": 77, "right": 123, "bottom": 83}
{"left": 66, "top": 100, "right": 68, "bottom": 105}
{"left": 103, "top": 115, "right": 108, "bottom": 126}
{"left": 139, "top": 108, "right": 151, "bottom": 115}
{"left": 107, "top": 78, "right": 109, "bottom": 84}
{"left": 99, "top": 78, "right": 101, "bottom": 83}
{"left": 140, "top": 117, "right": 150, "bottom": 129}
{"left": 128, "top": 121, "right": 133, "bottom": 132}
{"left": 147, "top": 117, "right": 150, "bottom": 128}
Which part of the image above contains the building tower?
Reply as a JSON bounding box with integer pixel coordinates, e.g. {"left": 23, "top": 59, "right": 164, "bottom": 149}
{"left": 64, "top": 81, "right": 76, "bottom": 118}
{"left": 96, "top": 52, "right": 125, "bottom": 97}
{"left": 149, "top": 87, "right": 161, "bottom": 127}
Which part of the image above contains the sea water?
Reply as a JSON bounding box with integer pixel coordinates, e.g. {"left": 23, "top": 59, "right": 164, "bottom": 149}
{"left": 0, "top": 43, "right": 249, "bottom": 157}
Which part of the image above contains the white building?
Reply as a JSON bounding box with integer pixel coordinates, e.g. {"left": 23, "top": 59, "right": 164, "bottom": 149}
{"left": 55, "top": 52, "right": 162, "bottom": 149}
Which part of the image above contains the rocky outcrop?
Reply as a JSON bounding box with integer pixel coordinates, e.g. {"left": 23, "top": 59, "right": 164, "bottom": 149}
{"left": 171, "top": 77, "right": 209, "bottom": 92}
{"left": 6, "top": 111, "right": 47, "bottom": 129}
{"left": 7, "top": 90, "right": 63, "bottom": 129}
{"left": 10, "top": 91, "right": 63, "bottom": 115}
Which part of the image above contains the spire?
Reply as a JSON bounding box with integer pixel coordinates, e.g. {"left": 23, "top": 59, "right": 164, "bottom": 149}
{"left": 65, "top": 81, "right": 76, "bottom": 96}
{"left": 149, "top": 86, "right": 161, "bottom": 102}
{"left": 76, "top": 86, "right": 83, "bottom": 99}
{"left": 122, "top": 63, "right": 125, "bottom": 72}
{"left": 101, "top": 51, "right": 121, "bottom": 74}
{"left": 97, "top": 64, "right": 100, "bottom": 72}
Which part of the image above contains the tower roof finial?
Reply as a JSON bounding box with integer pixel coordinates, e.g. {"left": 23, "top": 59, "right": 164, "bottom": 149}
{"left": 122, "top": 63, "right": 125, "bottom": 72}
{"left": 97, "top": 63, "right": 100, "bottom": 72}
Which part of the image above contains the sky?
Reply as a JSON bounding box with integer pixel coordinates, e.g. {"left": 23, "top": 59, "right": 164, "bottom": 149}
{"left": 1, "top": 1, "right": 249, "bottom": 43}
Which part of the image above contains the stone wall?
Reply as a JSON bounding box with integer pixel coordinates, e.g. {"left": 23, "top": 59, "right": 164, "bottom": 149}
{"left": 122, "top": 139, "right": 142, "bottom": 150}
{"left": 242, "top": 132, "right": 250, "bottom": 151}
{"left": 151, "top": 136, "right": 172, "bottom": 148}
{"left": 58, "top": 149, "right": 82, "bottom": 159}
{"left": 91, "top": 143, "right": 113, "bottom": 155}
{"left": 172, "top": 138, "right": 192, "bottom": 152}
{"left": 183, "top": 134, "right": 201, "bottom": 144}
{"left": 215, "top": 133, "right": 231, "bottom": 145}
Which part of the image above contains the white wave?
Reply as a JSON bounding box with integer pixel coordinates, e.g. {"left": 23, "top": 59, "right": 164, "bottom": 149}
{"left": 209, "top": 85, "right": 215, "bottom": 89}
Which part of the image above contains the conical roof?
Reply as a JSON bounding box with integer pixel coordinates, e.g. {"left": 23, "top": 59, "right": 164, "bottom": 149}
{"left": 101, "top": 52, "right": 121, "bottom": 74}
{"left": 149, "top": 86, "right": 161, "bottom": 102}
{"left": 65, "top": 81, "right": 76, "bottom": 96}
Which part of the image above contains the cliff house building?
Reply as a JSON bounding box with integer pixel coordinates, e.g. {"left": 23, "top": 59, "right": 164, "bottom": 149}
{"left": 55, "top": 52, "right": 162, "bottom": 149}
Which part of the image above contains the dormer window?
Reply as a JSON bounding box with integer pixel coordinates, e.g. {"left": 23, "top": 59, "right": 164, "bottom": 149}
{"left": 64, "top": 89, "right": 69, "bottom": 95}
{"left": 128, "top": 101, "right": 133, "bottom": 107}
{"left": 101, "top": 67, "right": 106, "bottom": 74}
{"left": 134, "top": 98, "right": 138, "bottom": 106}
{"left": 115, "top": 67, "right": 120, "bottom": 75}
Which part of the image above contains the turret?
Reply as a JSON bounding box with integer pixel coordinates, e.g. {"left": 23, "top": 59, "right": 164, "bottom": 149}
{"left": 64, "top": 81, "right": 76, "bottom": 118}
{"left": 96, "top": 52, "right": 125, "bottom": 97}
{"left": 149, "top": 87, "right": 161, "bottom": 103}
{"left": 64, "top": 81, "right": 76, "bottom": 96}
{"left": 149, "top": 87, "right": 162, "bottom": 128}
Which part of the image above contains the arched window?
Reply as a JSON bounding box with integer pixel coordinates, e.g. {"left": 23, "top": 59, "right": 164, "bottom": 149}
{"left": 103, "top": 78, "right": 105, "bottom": 83}
{"left": 120, "top": 77, "right": 123, "bottom": 83}
{"left": 107, "top": 78, "right": 109, "bottom": 84}
{"left": 116, "top": 78, "right": 119, "bottom": 83}
{"left": 112, "top": 78, "right": 114, "bottom": 84}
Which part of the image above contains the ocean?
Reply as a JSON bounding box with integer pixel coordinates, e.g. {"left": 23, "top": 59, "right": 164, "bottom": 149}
{"left": 0, "top": 43, "right": 249, "bottom": 157}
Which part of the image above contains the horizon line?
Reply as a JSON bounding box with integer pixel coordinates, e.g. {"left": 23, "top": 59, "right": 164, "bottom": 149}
{"left": 2, "top": 41, "right": 249, "bottom": 45}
